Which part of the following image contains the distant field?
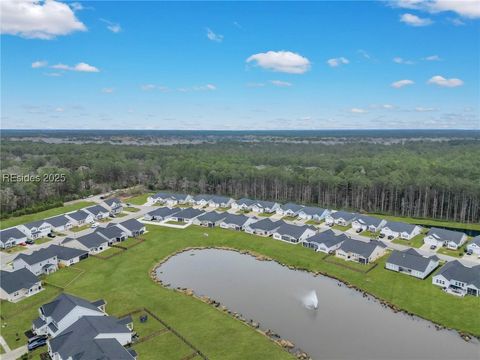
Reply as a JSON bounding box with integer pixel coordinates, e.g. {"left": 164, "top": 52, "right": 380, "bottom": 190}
{"left": 0, "top": 201, "right": 94, "bottom": 229}
{"left": 127, "top": 193, "right": 153, "bottom": 205}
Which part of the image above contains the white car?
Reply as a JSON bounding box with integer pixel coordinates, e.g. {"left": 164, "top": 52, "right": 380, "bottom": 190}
{"left": 91, "top": 222, "right": 99, "bottom": 229}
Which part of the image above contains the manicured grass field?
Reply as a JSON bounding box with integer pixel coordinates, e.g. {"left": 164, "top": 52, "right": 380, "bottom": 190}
{"left": 0, "top": 201, "right": 95, "bottom": 230}
{"left": 282, "top": 216, "right": 298, "bottom": 221}
{"left": 257, "top": 212, "right": 273, "bottom": 217}
{"left": 123, "top": 206, "right": 141, "bottom": 213}
{"left": 1, "top": 244, "right": 29, "bottom": 254}
{"left": 1, "top": 224, "right": 479, "bottom": 359}
{"left": 70, "top": 224, "right": 91, "bottom": 232}
{"left": 370, "top": 213, "right": 480, "bottom": 231}
{"left": 127, "top": 193, "right": 154, "bottom": 205}
{"left": 392, "top": 233, "right": 426, "bottom": 249}
{"left": 115, "top": 212, "right": 128, "bottom": 217}
{"left": 436, "top": 241, "right": 469, "bottom": 258}
{"left": 332, "top": 224, "right": 351, "bottom": 231}
{"left": 43, "top": 266, "right": 85, "bottom": 288}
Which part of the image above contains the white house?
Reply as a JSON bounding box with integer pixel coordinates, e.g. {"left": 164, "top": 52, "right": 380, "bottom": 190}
{"left": 380, "top": 221, "right": 422, "bottom": 240}
{"left": 168, "top": 208, "right": 204, "bottom": 223}
{"left": 432, "top": 260, "right": 480, "bottom": 297}
{"left": 62, "top": 233, "right": 109, "bottom": 254}
{"left": 351, "top": 215, "right": 386, "bottom": 233}
{"left": 272, "top": 223, "right": 316, "bottom": 244}
{"left": 116, "top": 219, "right": 146, "bottom": 237}
{"left": 245, "top": 219, "right": 285, "bottom": 236}
{"left": 84, "top": 205, "right": 111, "bottom": 220}
{"left": 104, "top": 197, "right": 123, "bottom": 214}
{"left": 0, "top": 268, "right": 42, "bottom": 302}
{"left": 302, "top": 230, "right": 348, "bottom": 253}
{"left": 144, "top": 207, "right": 180, "bottom": 221}
{"left": 385, "top": 248, "right": 439, "bottom": 279}
{"left": 13, "top": 248, "right": 58, "bottom": 276}
{"left": 219, "top": 214, "right": 257, "bottom": 231}
{"left": 32, "top": 293, "right": 106, "bottom": 337}
{"left": 251, "top": 200, "right": 280, "bottom": 214}
{"left": 194, "top": 212, "right": 228, "bottom": 227}
{"left": 148, "top": 192, "right": 192, "bottom": 206}
{"left": 0, "top": 227, "right": 28, "bottom": 249}
{"left": 45, "top": 215, "right": 74, "bottom": 233}
{"left": 65, "top": 210, "right": 95, "bottom": 227}
{"left": 297, "top": 206, "right": 330, "bottom": 222}
{"left": 336, "top": 239, "right": 387, "bottom": 264}
{"left": 467, "top": 236, "right": 480, "bottom": 255}
{"left": 96, "top": 225, "right": 128, "bottom": 244}
{"left": 423, "top": 228, "right": 468, "bottom": 250}
{"left": 276, "top": 203, "right": 305, "bottom": 217}
{"left": 50, "top": 245, "right": 89, "bottom": 267}
{"left": 208, "top": 195, "right": 234, "bottom": 208}
{"left": 17, "top": 220, "right": 52, "bottom": 240}
{"left": 231, "top": 198, "right": 255, "bottom": 211}
{"left": 325, "top": 211, "right": 357, "bottom": 227}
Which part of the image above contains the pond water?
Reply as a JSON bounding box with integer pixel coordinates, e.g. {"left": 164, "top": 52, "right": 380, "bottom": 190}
{"left": 156, "top": 249, "right": 480, "bottom": 360}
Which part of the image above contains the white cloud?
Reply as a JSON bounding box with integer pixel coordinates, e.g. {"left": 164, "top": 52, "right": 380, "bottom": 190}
{"left": 415, "top": 107, "right": 436, "bottom": 112}
{"left": 100, "top": 18, "right": 121, "bottom": 33}
{"left": 327, "top": 57, "right": 349, "bottom": 67}
{"left": 393, "top": 57, "right": 414, "bottom": 64}
{"left": 206, "top": 28, "right": 223, "bottom": 42}
{"left": 193, "top": 84, "right": 216, "bottom": 91}
{"left": 382, "top": 104, "right": 395, "bottom": 109}
{"left": 51, "top": 63, "right": 70, "bottom": 70}
{"left": 391, "top": 79, "right": 415, "bottom": 88}
{"left": 270, "top": 80, "right": 293, "bottom": 87}
{"left": 246, "top": 51, "right": 311, "bottom": 74}
{"left": 0, "top": 0, "right": 86, "bottom": 39}
{"left": 49, "top": 62, "right": 99, "bottom": 72}
{"left": 102, "top": 88, "right": 114, "bottom": 93}
{"left": 69, "top": 2, "right": 84, "bottom": 11}
{"left": 44, "top": 72, "right": 62, "bottom": 77}
{"left": 32, "top": 60, "right": 48, "bottom": 68}
{"left": 393, "top": 0, "right": 480, "bottom": 19}
{"left": 423, "top": 55, "right": 442, "bottom": 61}
{"left": 351, "top": 108, "right": 368, "bottom": 114}
{"left": 54, "top": 107, "right": 64, "bottom": 112}
{"left": 141, "top": 84, "right": 156, "bottom": 91}
{"left": 449, "top": 17, "right": 466, "bottom": 26}
{"left": 427, "top": 75, "right": 464, "bottom": 87}
{"left": 400, "top": 13, "right": 433, "bottom": 26}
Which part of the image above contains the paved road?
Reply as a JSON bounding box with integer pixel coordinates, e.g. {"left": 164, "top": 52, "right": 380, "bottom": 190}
{"left": 0, "top": 334, "right": 27, "bottom": 360}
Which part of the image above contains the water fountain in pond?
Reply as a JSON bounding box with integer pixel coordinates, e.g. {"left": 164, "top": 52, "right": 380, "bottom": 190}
{"left": 302, "top": 290, "right": 318, "bottom": 310}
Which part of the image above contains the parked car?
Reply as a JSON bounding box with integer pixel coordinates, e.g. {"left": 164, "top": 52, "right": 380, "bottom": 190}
{"left": 379, "top": 233, "right": 385, "bottom": 238}
{"left": 19, "top": 242, "right": 27, "bottom": 247}
{"left": 28, "top": 335, "right": 47, "bottom": 344}
{"left": 91, "top": 222, "right": 99, "bottom": 229}
{"left": 430, "top": 245, "right": 437, "bottom": 250}
{"left": 356, "top": 228, "right": 363, "bottom": 233}
{"left": 28, "top": 336, "right": 47, "bottom": 351}
{"left": 26, "top": 239, "right": 34, "bottom": 245}
{"left": 387, "top": 235, "right": 394, "bottom": 240}
{"left": 466, "top": 249, "right": 473, "bottom": 256}
{"left": 48, "top": 233, "right": 56, "bottom": 238}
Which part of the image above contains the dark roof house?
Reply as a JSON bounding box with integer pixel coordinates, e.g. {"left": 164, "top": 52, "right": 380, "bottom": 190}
{"left": 0, "top": 268, "right": 39, "bottom": 294}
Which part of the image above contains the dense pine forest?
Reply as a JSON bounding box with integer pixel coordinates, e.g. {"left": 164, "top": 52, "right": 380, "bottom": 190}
{"left": 1, "top": 140, "right": 479, "bottom": 223}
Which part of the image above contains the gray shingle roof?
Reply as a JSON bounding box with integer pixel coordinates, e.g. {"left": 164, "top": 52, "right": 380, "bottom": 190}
{"left": 0, "top": 268, "right": 39, "bottom": 294}
{"left": 387, "top": 248, "right": 439, "bottom": 272}
{"left": 146, "top": 207, "right": 180, "bottom": 218}
{"left": 209, "top": 195, "right": 232, "bottom": 204}
{"left": 339, "top": 239, "right": 386, "bottom": 258}
{"left": 252, "top": 200, "right": 277, "bottom": 209}
{"left": 354, "top": 215, "right": 383, "bottom": 227}
{"left": 436, "top": 260, "right": 480, "bottom": 289}
{"left": 152, "top": 192, "right": 188, "bottom": 201}
{"left": 118, "top": 218, "right": 144, "bottom": 232}
{"left": 173, "top": 208, "right": 204, "bottom": 219}
{"left": 104, "top": 198, "right": 121, "bottom": 207}
{"left": 197, "top": 211, "right": 228, "bottom": 223}
{"left": 14, "top": 247, "right": 57, "bottom": 266}
{"left": 48, "top": 245, "right": 88, "bottom": 261}
{"left": 298, "top": 206, "right": 327, "bottom": 216}
{"left": 274, "top": 223, "right": 315, "bottom": 239}
{"left": 427, "top": 227, "right": 466, "bottom": 245}
{"left": 384, "top": 221, "right": 418, "bottom": 234}
{"left": 248, "top": 218, "right": 285, "bottom": 231}
{"left": 40, "top": 293, "right": 103, "bottom": 323}
{"left": 0, "top": 227, "right": 26, "bottom": 245}
{"left": 45, "top": 215, "right": 71, "bottom": 228}
{"left": 66, "top": 210, "right": 91, "bottom": 222}
{"left": 280, "top": 203, "right": 305, "bottom": 213}
{"left": 96, "top": 225, "right": 127, "bottom": 240}
{"left": 331, "top": 211, "right": 357, "bottom": 222}
{"left": 221, "top": 214, "right": 252, "bottom": 227}
{"left": 235, "top": 198, "right": 255, "bottom": 206}
{"left": 23, "top": 220, "right": 50, "bottom": 230}
{"left": 64, "top": 232, "right": 108, "bottom": 249}
{"left": 304, "top": 230, "right": 348, "bottom": 247}
{"left": 471, "top": 236, "right": 480, "bottom": 246}
{"left": 85, "top": 204, "right": 110, "bottom": 216}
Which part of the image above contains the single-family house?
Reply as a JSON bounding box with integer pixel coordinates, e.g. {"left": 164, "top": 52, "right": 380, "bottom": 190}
{"left": 351, "top": 215, "right": 386, "bottom": 233}
{"left": 191, "top": 194, "right": 212, "bottom": 207}
{"left": 32, "top": 293, "right": 106, "bottom": 337}
{"left": 219, "top": 214, "right": 257, "bottom": 231}
{"left": 424, "top": 228, "right": 468, "bottom": 250}
{"left": 467, "top": 236, "right": 480, "bottom": 255}
{"left": 380, "top": 221, "right": 422, "bottom": 240}
{"left": 231, "top": 198, "right": 256, "bottom": 211}
{"left": 336, "top": 239, "right": 387, "bottom": 264}
{"left": 297, "top": 206, "right": 330, "bottom": 222}
{"left": 168, "top": 208, "right": 204, "bottom": 223}
{"left": 0, "top": 227, "right": 27, "bottom": 249}
{"left": 45, "top": 215, "right": 74, "bottom": 233}
{"left": 84, "top": 204, "right": 111, "bottom": 220}
{"left": 49, "top": 245, "right": 89, "bottom": 267}
{"left": 272, "top": 223, "right": 316, "bottom": 244}
{"left": 245, "top": 219, "right": 285, "bottom": 237}
{"left": 104, "top": 197, "right": 123, "bottom": 215}
{"left": 117, "top": 219, "right": 146, "bottom": 237}
{"left": 62, "top": 233, "right": 109, "bottom": 254}
{"left": 251, "top": 200, "right": 280, "bottom": 214}
{"left": 148, "top": 192, "right": 192, "bottom": 206}
{"left": 325, "top": 211, "right": 357, "bottom": 227}
{"left": 432, "top": 260, "right": 480, "bottom": 297}
{"left": 47, "top": 315, "right": 135, "bottom": 360}
{"left": 276, "top": 203, "right": 305, "bottom": 217}
{"left": 13, "top": 248, "right": 58, "bottom": 275}
{"left": 17, "top": 220, "right": 52, "bottom": 240}
{"left": 194, "top": 212, "right": 228, "bottom": 227}
{"left": 385, "top": 248, "right": 439, "bottom": 279}
{"left": 144, "top": 207, "right": 180, "bottom": 221}
{"left": 302, "top": 230, "right": 349, "bottom": 253}
{"left": 208, "top": 195, "right": 234, "bottom": 208}
{"left": 0, "top": 268, "right": 42, "bottom": 302}
{"left": 65, "top": 210, "right": 95, "bottom": 227}
{"left": 96, "top": 225, "right": 128, "bottom": 244}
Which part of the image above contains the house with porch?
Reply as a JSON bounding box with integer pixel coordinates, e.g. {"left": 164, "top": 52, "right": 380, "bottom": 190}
{"left": 336, "top": 239, "right": 387, "bottom": 264}
{"left": 104, "top": 197, "right": 124, "bottom": 214}
{"left": 302, "top": 230, "right": 349, "bottom": 253}
{"left": 432, "top": 260, "right": 480, "bottom": 297}
{"left": 13, "top": 248, "right": 59, "bottom": 276}
{"left": 144, "top": 207, "right": 180, "bottom": 221}
{"left": 84, "top": 204, "right": 111, "bottom": 220}
{"left": 351, "top": 215, "right": 386, "bottom": 233}
{"left": 148, "top": 192, "right": 192, "bottom": 206}
{"left": 423, "top": 228, "right": 468, "bottom": 250}
{"left": 251, "top": 200, "right": 280, "bottom": 214}
{"left": 0, "top": 268, "right": 42, "bottom": 302}
{"left": 62, "top": 233, "right": 109, "bottom": 254}
{"left": 467, "top": 236, "right": 480, "bottom": 255}
{"left": 168, "top": 208, "right": 204, "bottom": 223}
{"left": 245, "top": 219, "right": 285, "bottom": 237}
{"left": 272, "top": 223, "right": 316, "bottom": 244}
{"left": 325, "top": 211, "right": 357, "bottom": 227}
{"left": 219, "top": 214, "right": 257, "bottom": 231}
{"left": 208, "top": 195, "right": 234, "bottom": 208}
{"left": 50, "top": 245, "right": 89, "bottom": 267}
{"left": 231, "top": 198, "right": 256, "bottom": 211}
{"left": 45, "top": 215, "right": 74, "bottom": 233}
{"left": 276, "top": 203, "right": 305, "bottom": 217}
{"left": 380, "top": 221, "right": 422, "bottom": 240}
{"left": 117, "top": 219, "right": 146, "bottom": 237}
{"left": 386, "top": 248, "right": 439, "bottom": 279}
{"left": 65, "top": 210, "right": 95, "bottom": 227}
{"left": 297, "top": 206, "right": 330, "bottom": 222}
{"left": 96, "top": 224, "right": 128, "bottom": 244}
{"left": 0, "top": 227, "right": 27, "bottom": 249}
{"left": 17, "top": 220, "right": 52, "bottom": 240}
{"left": 194, "top": 212, "right": 228, "bottom": 227}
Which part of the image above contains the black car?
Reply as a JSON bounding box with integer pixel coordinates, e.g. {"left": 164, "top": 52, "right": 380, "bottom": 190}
{"left": 28, "top": 336, "right": 47, "bottom": 351}
{"left": 356, "top": 228, "right": 363, "bottom": 233}
{"left": 26, "top": 239, "right": 34, "bottom": 245}
{"left": 47, "top": 233, "right": 56, "bottom": 238}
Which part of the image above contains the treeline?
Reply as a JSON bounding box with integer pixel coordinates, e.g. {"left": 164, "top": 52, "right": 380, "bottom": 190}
{"left": 1, "top": 140, "right": 479, "bottom": 223}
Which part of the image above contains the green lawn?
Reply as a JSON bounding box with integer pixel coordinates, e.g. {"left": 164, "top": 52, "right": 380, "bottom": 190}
{"left": 257, "top": 212, "right": 273, "bottom": 217}
{"left": 132, "top": 311, "right": 166, "bottom": 338}
{"left": 121, "top": 237, "right": 144, "bottom": 248}
{"left": 70, "top": 224, "right": 91, "bottom": 232}
{"left": 35, "top": 237, "right": 55, "bottom": 245}
{"left": 436, "top": 241, "right": 469, "bottom": 258}
{"left": 1, "top": 244, "right": 28, "bottom": 254}
{"left": 324, "top": 254, "right": 378, "bottom": 272}
{"left": 392, "top": 233, "right": 426, "bottom": 249}
{"left": 370, "top": 213, "right": 480, "bottom": 231}
{"left": 332, "top": 224, "right": 351, "bottom": 231}
{"left": 1, "top": 225, "right": 479, "bottom": 359}
{"left": 0, "top": 201, "right": 95, "bottom": 229}
{"left": 127, "top": 193, "right": 154, "bottom": 206}
{"left": 123, "top": 207, "right": 141, "bottom": 213}
{"left": 115, "top": 212, "right": 128, "bottom": 218}
{"left": 43, "top": 266, "right": 85, "bottom": 288}
{"left": 95, "top": 246, "right": 125, "bottom": 258}
{"left": 0, "top": 344, "right": 4, "bottom": 354}
{"left": 282, "top": 216, "right": 298, "bottom": 221}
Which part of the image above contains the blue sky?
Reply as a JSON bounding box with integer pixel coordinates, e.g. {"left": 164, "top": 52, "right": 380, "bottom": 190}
{"left": 1, "top": 0, "right": 479, "bottom": 130}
